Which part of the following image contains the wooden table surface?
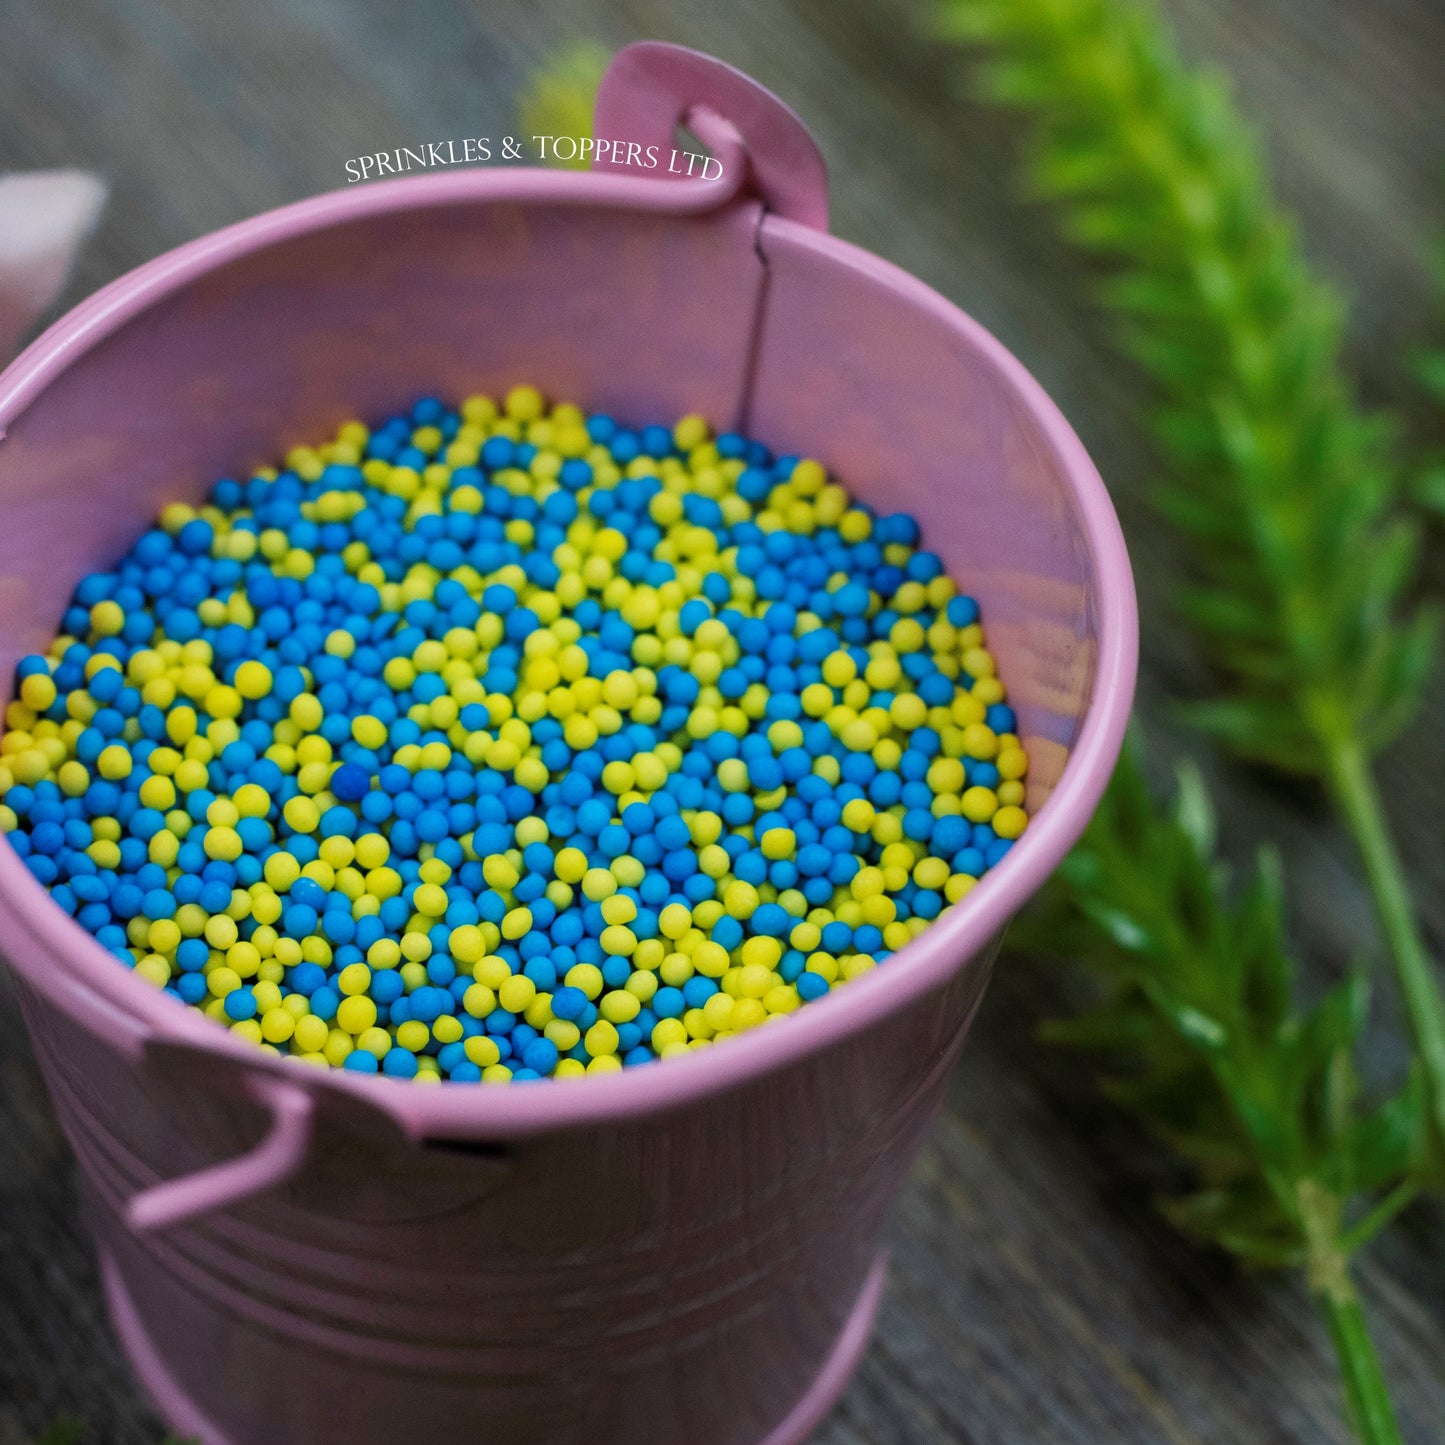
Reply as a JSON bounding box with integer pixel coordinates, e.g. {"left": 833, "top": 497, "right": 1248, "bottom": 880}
{"left": 3, "top": 0, "right": 1444, "bottom": 1441}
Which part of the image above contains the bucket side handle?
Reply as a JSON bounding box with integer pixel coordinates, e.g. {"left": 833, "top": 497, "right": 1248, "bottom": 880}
{"left": 594, "top": 42, "right": 829, "bottom": 231}
{"left": 2, "top": 891, "right": 317, "bottom": 1232}
{"left": 124, "top": 1069, "right": 314, "bottom": 1233}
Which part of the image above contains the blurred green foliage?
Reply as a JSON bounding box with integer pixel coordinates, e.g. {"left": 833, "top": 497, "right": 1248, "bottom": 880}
{"left": 939, "top": 0, "right": 1435, "bottom": 774}
{"left": 518, "top": 44, "right": 611, "bottom": 169}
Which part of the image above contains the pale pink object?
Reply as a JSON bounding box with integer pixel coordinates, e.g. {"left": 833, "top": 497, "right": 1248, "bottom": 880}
{"left": 0, "top": 44, "right": 1136, "bottom": 1445}
{"left": 0, "top": 170, "right": 106, "bottom": 365}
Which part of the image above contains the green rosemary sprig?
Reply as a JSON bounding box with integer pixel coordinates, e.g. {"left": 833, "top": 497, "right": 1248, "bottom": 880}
{"left": 935, "top": 0, "right": 1445, "bottom": 1163}
{"left": 1018, "top": 738, "right": 1422, "bottom": 1445}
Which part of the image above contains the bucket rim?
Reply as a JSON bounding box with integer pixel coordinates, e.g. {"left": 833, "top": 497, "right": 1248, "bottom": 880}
{"left": 0, "top": 164, "right": 1138, "bottom": 1138}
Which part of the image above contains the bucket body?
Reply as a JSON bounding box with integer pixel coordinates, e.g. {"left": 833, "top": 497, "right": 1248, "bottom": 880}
{"left": 25, "top": 938, "right": 991, "bottom": 1445}
{"left": 0, "top": 45, "right": 1136, "bottom": 1445}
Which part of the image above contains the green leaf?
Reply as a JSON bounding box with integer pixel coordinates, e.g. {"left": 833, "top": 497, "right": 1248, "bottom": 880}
{"left": 1039, "top": 1004, "right": 1157, "bottom": 1051}
{"left": 1345, "top": 1070, "right": 1430, "bottom": 1200}
{"left": 1076, "top": 896, "right": 1153, "bottom": 952}
{"left": 1161, "top": 1180, "right": 1306, "bottom": 1267}
{"left": 1178, "top": 696, "right": 1321, "bottom": 772}
{"left": 1409, "top": 463, "right": 1445, "bottom": 517}
{"left": 1154, "top": 996, "right": 1228, "bottom": 1050}
{"left": 1409, "top": 350, "right": 1445, "bottom": 403}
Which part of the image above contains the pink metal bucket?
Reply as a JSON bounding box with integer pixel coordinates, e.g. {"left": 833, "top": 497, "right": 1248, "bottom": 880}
{"left": 0, "top": 43, "right": 1136, "bottom": 1445}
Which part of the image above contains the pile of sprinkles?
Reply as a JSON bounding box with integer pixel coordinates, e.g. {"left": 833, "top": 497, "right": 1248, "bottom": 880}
{"left": 0, "top": 388, "right": 1029, "bottom": 1083}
